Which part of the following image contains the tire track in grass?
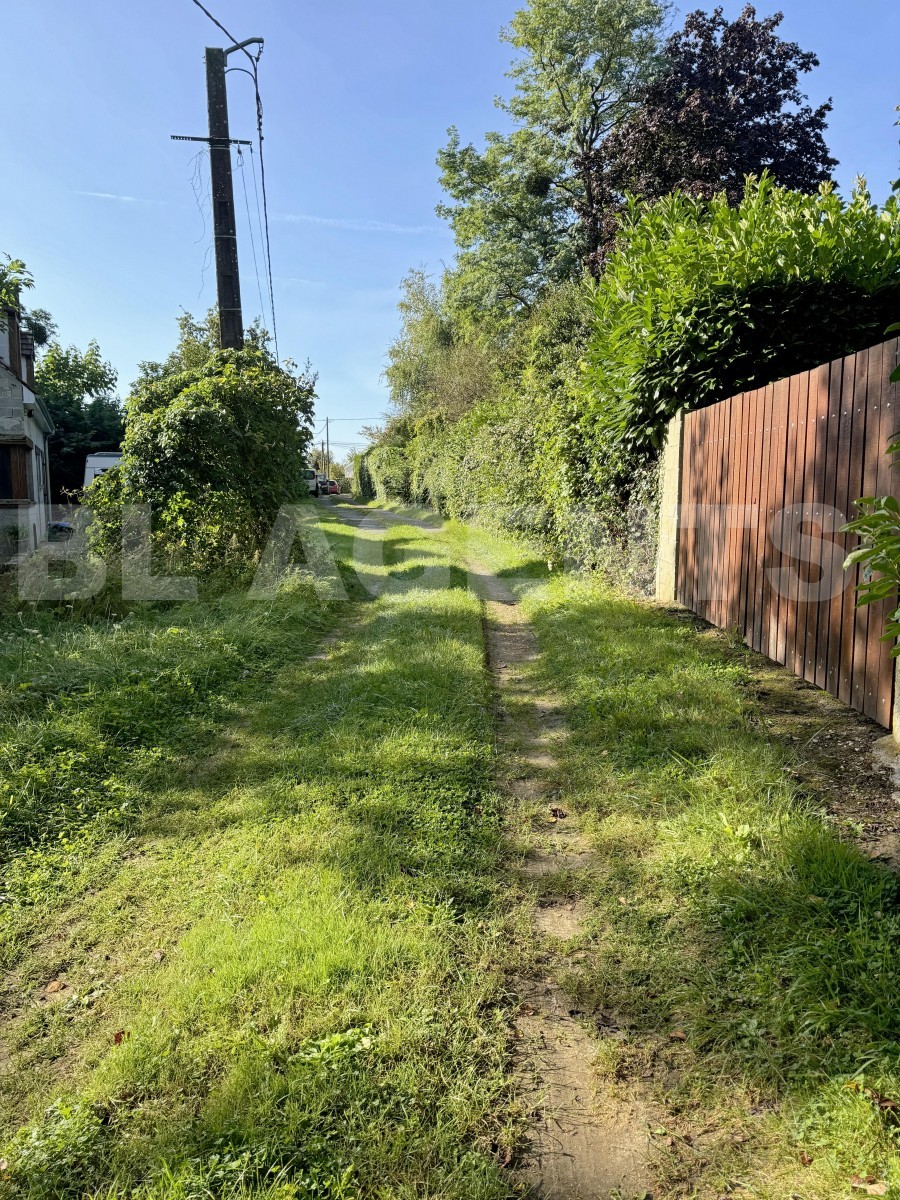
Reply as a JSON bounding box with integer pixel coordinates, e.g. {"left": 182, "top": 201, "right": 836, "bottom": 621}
{"left": 467, "top": 556, "right": 652, "bottom": 1200}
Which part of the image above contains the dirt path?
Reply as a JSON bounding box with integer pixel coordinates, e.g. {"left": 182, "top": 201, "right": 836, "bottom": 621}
{"left": 327, "top": 502, "right": 652, "bottom": 1197}
{"left": 468, "top": 560, "right": 651, "bottom": 1200}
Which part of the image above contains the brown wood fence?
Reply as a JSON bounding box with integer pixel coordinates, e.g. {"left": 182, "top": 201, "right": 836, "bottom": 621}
{"left": 676, "top": 337, "right": 900, "bottom": 727}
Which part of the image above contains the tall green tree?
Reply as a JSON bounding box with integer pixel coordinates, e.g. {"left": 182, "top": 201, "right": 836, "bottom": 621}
{"left": 587, "top": 4, "right": 837, "bottom": 268}
{"left": 385, "top": 270, "right": 494, "bottom": 424}
{"left": 35, "top": 341, "right": 124, "bottom": 500}
{"left": 437, "top": 0, "right": 668, "bottom": 329}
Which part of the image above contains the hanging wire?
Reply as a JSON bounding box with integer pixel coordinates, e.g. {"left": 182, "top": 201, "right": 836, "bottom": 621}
{"left": 236, "top": 146, "right": 267, "bottom": 326}
{"left": 248, "top": 145, "right": 276, "bottom": 339}
{"left": 188, "top": 0, "right": 280, "bottom": 360}
{"left": 188, "top": 148, "right": 214, "bottom": 299}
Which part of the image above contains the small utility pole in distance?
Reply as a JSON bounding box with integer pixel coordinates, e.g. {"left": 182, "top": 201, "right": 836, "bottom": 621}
{"left": 325, "top": 417, "right": 330, "bottom": 481}
{"left": 206, "top": 46, "right": 243, "bottom": 350}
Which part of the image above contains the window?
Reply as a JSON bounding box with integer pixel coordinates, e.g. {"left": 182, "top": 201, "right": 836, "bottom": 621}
{"left": 0, "top": 445, "right": 32, "bottom": 500}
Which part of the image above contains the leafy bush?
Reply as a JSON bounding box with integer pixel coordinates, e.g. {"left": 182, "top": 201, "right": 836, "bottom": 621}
{"left": 85, "top": 343, "right": 316, "bottom": 571}
{"left": 585, "top": 176, "right": 900, "bottom": 449}
{"left": 351, "top": 451, "right": 376, "bottom": 501}
{"left": 371, "top": 280, "right": 660, "bottom": 590}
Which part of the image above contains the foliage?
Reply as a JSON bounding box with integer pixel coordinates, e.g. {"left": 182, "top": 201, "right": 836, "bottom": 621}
{"left": 371, "top": 279, "right": 659, "bottom": 589}
{"left": 436, "top": 0, "right": 668, "bottom": 330}
{"left": 87, "top": 314, "right": 317, "bottom": 570}
{"left": 385, "top": 270, "right": 494, "bottom": 422}
{"left": 590, "top": 4, "right": 837, "bottom": 271}
{"left": 585, "top": 176, "right": 900, "bottom": 450}
{"left": 35, "top": 341, "right": 123, "bottom": 499}
{"left": 20, "top": 308, "right": 57, "bottom": 348}
{"left": 351, "top": 451, "right": 376, "bottom": 501}
{"left": 843, "top": 350, "right": 900, "bottom": 650}
{"left": 844, "top": 491, "right": 900, "bottom": 653}
{"left": 0, "top": 255, "right": 32, "bottom": 318}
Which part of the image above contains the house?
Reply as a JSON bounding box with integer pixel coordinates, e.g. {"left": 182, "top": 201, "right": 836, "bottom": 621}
{"left": 0, "top": 305, "right": 54, "bottom": 561}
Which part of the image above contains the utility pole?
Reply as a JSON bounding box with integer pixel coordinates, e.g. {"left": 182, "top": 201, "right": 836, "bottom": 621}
{"left": 206, "top": 46, "right": 243, "bottom": 350}
{"left": 173, "top": 37, "right": 263, "bottom": 350}
{"left": 325, "top": 418, "right": 330, "bottom": 481}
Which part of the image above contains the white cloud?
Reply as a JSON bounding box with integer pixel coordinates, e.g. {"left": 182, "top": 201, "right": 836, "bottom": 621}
{"left": 276, "top": 212, "right": 437, "bottom": 234}
{"left": 76, "top": 191, "right": 165, "bottom": 205}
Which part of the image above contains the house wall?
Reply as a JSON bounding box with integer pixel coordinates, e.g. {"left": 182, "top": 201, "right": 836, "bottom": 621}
{"left": 0, "top": 315, "right": 54, "bottom": 561}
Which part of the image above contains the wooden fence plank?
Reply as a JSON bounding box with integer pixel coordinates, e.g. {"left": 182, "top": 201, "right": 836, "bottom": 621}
{"left": 675, "top": 339, "right": 899, "bottom": 729}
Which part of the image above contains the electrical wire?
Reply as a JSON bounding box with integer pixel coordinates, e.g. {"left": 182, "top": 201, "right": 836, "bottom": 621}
{"left": 188, "top": 148, "right": 214, "bottom": 299}
{"left": 188, "top": 0, "right": 255, "bottom": 63}
{"left": 248, "top": 145, "right": 275, "bottom": 338}
{"left": 236, "top": 146, "right": 267, "bottom": 326}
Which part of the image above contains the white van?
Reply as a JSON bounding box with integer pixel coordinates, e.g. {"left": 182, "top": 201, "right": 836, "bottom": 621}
{"left": 84, "top": 452, "right": 123, "bottom": 488}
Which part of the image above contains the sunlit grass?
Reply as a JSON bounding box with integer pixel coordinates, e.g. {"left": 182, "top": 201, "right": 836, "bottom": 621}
{"left": 0, "top": 523, "right": 515, "bottom": 1199}
{"left": 445, "top": 518, "right": 900, "bottom": 1198}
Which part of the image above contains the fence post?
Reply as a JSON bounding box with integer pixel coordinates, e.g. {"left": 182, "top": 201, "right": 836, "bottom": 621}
{"left": 655, "top": 410, "right": 685, "bottom": 604}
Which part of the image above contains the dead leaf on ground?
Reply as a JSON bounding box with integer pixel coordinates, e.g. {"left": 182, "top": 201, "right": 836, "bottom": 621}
{"left": 152, "top": 950, "right": 165, "bottom": 962}
{"left": 850, "top": 1176, "right": 889, "bottom": 1196}
{"left": 45, "top": 980, "right": 64, "bottom": 995}
{"left": 800, "top": 1152, "right": 813, "bottom": 1166}
{"left": 669, "top": 1029, "right": 688, "bottom": 1041}
{"left": 549, "top": 807, "right": 568, "bottom": 820}
{"left": 113, "top": 1030, "right": 130, "bottom": 1046}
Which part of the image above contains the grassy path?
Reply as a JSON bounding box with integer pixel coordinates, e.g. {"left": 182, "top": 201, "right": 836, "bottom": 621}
{"left": 4, "top": 500, "right": 900, "bottom": 1199}
{"left": 0, "top": 515, "right": 516, "bottom": 1199}
{"left": 444, "top": 517, "right": 900, "bottom": 1200}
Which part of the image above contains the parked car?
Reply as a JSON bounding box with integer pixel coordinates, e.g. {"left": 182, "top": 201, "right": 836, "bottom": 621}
{"left": 303, "top": 468, "right": 319, "bottom": 496}
{"left": 328, "top": 480, "right": 339, "bottom": 495}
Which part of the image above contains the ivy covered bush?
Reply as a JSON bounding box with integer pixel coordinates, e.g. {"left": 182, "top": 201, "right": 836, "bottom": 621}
{"left": 86, "top": 317, "right": 316, "bottom": 574}
{"left": 586, "top": 176, "right": 900, "bottom": 449}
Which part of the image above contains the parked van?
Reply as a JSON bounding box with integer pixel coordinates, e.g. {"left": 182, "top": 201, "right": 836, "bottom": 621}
{"left": 84, "top": 452, "right": 122, "bottom": 488}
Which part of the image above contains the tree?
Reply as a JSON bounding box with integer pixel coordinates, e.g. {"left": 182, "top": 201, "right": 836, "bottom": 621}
{"left": 35, "top": 341, "right": 124, "bottom": 500}
{"left": 436, "top": 0, "right": 668, "bottom": 328}
{"left": 385, "top": 270, "right": 494, "bottom": 424}
{"left": 21, "top": 308, "right": 57, "bottom": 348}
{"left": 592, "top": 4, "right": 836, "bottom": 266}
{"left": 0, "top": 255, "right": 32, "bottom": 318}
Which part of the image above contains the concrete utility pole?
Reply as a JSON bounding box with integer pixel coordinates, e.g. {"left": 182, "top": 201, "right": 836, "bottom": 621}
{"left": 325, "top": 417, "right": 330, "bottom": 480}
{"left": 172, "top": 36, "right": 263, "bottom": 351}
{"left": 206, "top": 46, "right": 244, "bottom": 350}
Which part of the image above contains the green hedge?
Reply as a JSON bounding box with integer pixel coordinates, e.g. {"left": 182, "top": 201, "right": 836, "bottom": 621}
{"left": 586, "top": 176, "right": 900, "bottom": 450}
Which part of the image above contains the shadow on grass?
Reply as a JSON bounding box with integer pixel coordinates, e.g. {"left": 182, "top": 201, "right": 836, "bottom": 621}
{"left": 1, "top": 573, "right": 512, "bottom": 1200}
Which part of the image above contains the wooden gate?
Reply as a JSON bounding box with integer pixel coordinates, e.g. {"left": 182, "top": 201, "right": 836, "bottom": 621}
{"left": 676, "top": 337, "right": 900, "bottom": 727}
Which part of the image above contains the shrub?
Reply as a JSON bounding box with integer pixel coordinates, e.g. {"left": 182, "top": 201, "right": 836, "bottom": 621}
{"left": 85, "top": 345, "right": 316, "bottom": 571}
{"left": 585, "top": 175, "right": 900, "bottom": 450}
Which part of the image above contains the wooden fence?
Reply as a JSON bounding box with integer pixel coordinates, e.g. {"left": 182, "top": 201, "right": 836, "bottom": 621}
{"left": 674, "top": 337, "right": 900, "bottom": 727}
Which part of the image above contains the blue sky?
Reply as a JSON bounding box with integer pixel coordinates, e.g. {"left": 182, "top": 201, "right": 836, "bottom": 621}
{"left": 5, "top": 1, "right": 899, "bottom": 459}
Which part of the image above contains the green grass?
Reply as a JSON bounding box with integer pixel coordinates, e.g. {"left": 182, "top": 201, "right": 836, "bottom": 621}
{"left": 0, "top": 519, "right": 516, "bottom": 1199}
{"left": 445, "top": 519, "right": 900, "bottom": 1199}
{"left": 9, "top": 499, "right": 900, "bottom": 1199}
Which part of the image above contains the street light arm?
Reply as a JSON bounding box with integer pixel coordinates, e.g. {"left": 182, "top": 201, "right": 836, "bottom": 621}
{"left": 225, "top": 37, "right": 264, "bottom": 58}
